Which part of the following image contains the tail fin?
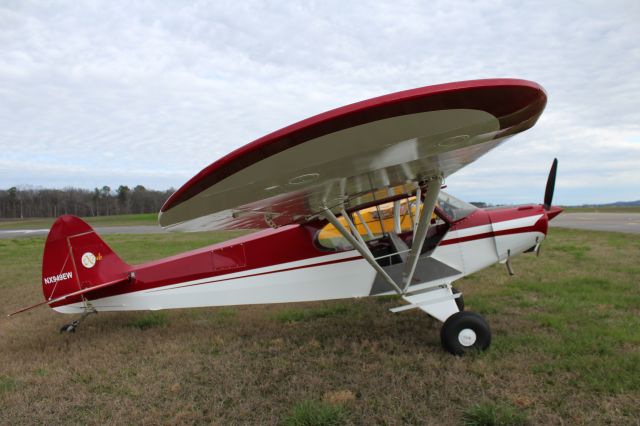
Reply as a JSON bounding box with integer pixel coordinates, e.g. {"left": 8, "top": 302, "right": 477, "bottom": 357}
{"left": 42, "top": 215, "right": 130, "bottom": 303}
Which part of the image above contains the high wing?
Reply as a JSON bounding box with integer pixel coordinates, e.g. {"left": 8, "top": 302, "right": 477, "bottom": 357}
{"left": 159, "top": 79, "right": 546, "bottom": 231}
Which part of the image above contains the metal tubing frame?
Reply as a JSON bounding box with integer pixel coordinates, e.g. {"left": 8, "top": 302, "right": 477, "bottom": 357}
{"left": 355, "top": 210, "right": 374, "bottom": 239}
{"left": 402, "top": 177, "right": 442, "bottom": 291}
{"left": 412, "top": 187, "right": 422, "bottom": 239}
{"left": 341, "top": 209, "right": 367, "bottom": 246}
{"left": 323, "top": 207, "right": 403, "bottom": 295}
{"left": 393, "top": 200, "right": 402, "bottom": 233}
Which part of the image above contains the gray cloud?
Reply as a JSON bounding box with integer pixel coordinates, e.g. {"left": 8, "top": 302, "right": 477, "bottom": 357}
{"left": 0, "top": 0, "right": 638, "bottom": 204}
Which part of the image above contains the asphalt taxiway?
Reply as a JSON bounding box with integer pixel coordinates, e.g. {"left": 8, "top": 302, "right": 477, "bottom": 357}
{"left": 0, "top": 226, "right": 167, "bottom": 239}
{"left": 549, "top": 212, "right": 640, "bottom": 234}
{"left": 1, "top": 213, "right": 639, "bottom": 239}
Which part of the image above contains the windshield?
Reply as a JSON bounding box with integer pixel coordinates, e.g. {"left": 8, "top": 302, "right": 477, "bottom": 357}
{"left": 437, "top": 191, "right": 477, "bottom": 221}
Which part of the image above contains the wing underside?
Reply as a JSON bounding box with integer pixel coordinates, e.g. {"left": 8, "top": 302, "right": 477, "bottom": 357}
{"left": 160, "top": 80, "right": 546, "bottom": 231}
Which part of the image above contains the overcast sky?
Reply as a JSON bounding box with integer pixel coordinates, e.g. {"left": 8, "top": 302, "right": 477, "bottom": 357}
{"left": 1, "top": 1, "right": 638, "bottom": 205}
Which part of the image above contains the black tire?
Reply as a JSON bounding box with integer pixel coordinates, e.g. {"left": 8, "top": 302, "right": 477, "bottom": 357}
{"left": 440, "top": 311, "right": 491, "bottom": 356}
{"left": 452, "top": 287, "right": 464, "bottom": 311}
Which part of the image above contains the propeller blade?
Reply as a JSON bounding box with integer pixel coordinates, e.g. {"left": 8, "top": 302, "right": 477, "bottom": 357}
{"left": 543, "top": 158, "right": 558, "bottom": 210}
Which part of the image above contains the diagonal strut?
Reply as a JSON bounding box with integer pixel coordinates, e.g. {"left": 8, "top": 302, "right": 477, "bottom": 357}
{"left": 402, "top": 177, "right": 442, "bottom": 291}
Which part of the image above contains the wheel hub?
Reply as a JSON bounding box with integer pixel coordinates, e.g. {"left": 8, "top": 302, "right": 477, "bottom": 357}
{"left": 458, "top": 328, "right": 477, "bottom": 347}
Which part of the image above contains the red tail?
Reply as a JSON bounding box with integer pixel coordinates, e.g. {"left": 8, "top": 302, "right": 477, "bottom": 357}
{"left": 42, "top": 215, "right": 130, "bottom": 302}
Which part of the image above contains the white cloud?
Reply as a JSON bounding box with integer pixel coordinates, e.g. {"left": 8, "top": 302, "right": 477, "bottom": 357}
{"left": 0, "top": 0, "right": 638, "bottom": 205}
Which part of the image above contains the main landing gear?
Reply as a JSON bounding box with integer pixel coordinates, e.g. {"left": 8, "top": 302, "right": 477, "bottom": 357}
{"left": 440, "top": 287, "right": 492, "bottom": 355}
{"left": 451, "top": 286, "right": 464, "bottom": 311}
{"left": 393, "top": 284, "right": 491, "bottom": 356}
{"left": 440, "top": 311, "right": 491, "bottom": 355}
{"left": 321, "top": 177, "right": 492, "bottom": 355}
{"left": 59, "top": 308, "right": 97, "bottom": 333}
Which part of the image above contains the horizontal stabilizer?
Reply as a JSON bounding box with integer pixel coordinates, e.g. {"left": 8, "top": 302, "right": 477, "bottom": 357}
{"left": 8, "top": 275, "right": 131, "bottom": 317}
{"left": 8, "top": 215, "right": 133, "bottom": 316}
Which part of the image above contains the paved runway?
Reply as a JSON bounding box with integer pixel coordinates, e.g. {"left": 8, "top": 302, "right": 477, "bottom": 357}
{"left": 2, "top": 213, "right": 639, "bottom": 239}
{"left": 550, "top": 212, "right": 640, "bottom": 234}
{"left": 0, "top": 225, "right": 168, "bottom": 239}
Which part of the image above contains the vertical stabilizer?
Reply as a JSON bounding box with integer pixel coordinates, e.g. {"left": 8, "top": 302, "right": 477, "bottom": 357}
{"left": 42, "top": 215, "right": 130, "bottom": 303}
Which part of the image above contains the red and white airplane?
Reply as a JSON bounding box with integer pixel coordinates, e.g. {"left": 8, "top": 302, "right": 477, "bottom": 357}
{"left": 10, "top": 79, "right": 561, "bottom": 355}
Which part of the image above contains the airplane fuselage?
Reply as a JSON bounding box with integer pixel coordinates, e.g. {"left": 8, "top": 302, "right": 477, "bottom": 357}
{"left": 51, "top": 204, "right": 556, "bottom": 314}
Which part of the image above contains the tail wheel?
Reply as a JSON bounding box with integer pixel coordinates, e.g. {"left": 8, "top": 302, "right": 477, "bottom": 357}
{"left": 440, "top": 311, "right": 491, "bottom": 355}
{"left": 451, "top": 287, "right": 464, "bottom": 311}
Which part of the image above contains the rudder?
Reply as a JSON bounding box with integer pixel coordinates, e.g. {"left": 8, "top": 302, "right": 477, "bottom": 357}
{"left": 42, "top": 215, "right": 130, "bottom": 303}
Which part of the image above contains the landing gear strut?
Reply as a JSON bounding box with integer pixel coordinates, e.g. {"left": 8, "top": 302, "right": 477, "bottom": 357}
{"left": 451, "top": 287, "right": 464, "bottom": 311}
{"left": 59, "top": 308, "right": 97, "bottom": 333}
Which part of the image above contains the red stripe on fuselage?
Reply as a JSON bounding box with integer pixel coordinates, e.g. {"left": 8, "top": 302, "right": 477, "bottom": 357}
{"left": 50, "top": 223, "right": 331, "bottom": 307}
{"left": 52, "top": 207, "right": 547, "bottom": 309}
{"left": 440, "top": 224, "right": 542, "bottom": 246}
{"left": 442, "top": 207, "right": 547, "bottom": 246}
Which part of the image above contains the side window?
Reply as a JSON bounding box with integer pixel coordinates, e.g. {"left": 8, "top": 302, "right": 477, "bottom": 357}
{"left": 315, "top": 197, "right": 439, "bottom": 250}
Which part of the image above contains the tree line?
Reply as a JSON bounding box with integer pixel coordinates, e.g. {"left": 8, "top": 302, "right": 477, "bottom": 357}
{"left": 0, "top": 186, "right": 174, "bottom": 218}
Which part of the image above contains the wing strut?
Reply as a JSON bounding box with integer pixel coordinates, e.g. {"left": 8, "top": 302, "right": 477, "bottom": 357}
{"left": 402, "top": 177, "right": 442, "bottom": 291}
{"left": 322, "top": 207, "right": 403, "bottom": 295}
{"left": 393, "top": 200, "right": 402, "bottom": 233}
{"left": 355, "top": 210, "right": 374, "bottom": 239}
{"left": 322, "top": 175, "right": 442, "bottom": 296}
{"left": 412, "top": 187, "right": 422, "bottom": 239}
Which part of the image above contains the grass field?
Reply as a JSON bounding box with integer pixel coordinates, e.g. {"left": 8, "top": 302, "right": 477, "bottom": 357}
{"left": 0, "top": 213, "right": 158, "bottom": 229}
{"left": 0, "top": 228, "right": 639, "bottom": 425}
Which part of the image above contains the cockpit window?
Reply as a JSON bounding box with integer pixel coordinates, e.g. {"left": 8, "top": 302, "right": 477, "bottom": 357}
{"left": 315, "top": 196, "right": 446, "bottom": 251}
{"left": 437, "top": 191, "right": 477, "bottom": 221}
{"left": 316, "top": 202, "right": 403, "bottom": 250}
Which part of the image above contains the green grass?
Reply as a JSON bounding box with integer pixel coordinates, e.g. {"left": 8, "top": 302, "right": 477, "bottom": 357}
{"left": 462, "top": 402, "right": 528, "bottom": 426}
{"left": 0, "top": 228, "right": 639, "bottom": 424}
{"left": 551, "top": 243, "right": 590, "bottom": 260}
{"left": 271, "top": 303, "right": 355, "bottom": 323}
{"left": 283, "top": 400, "right": 350, "bottom": 426}
{"left": 0, "top": 376, "right": 16, "bottom": 393}
{"left": 212, "top": 307, "right": 237, "bottom": 320}
{"left": 126, "top": 312, "right": 168, "bottom": 330}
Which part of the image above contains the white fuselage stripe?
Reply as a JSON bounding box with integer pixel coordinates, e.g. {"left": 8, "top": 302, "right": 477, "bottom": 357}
{"left": 139, "top": 250, "right": 360, "bottom": 294}
{"left": 54, "top": 213, "right": 544, "bottom": 313}
{"left": 442, "top": 214, "right": 542, "bottom": 240}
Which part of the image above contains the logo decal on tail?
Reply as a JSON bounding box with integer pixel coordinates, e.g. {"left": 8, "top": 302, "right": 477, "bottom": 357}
{"left": 81, "top": 252, "right": 97, "bottom": 269}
